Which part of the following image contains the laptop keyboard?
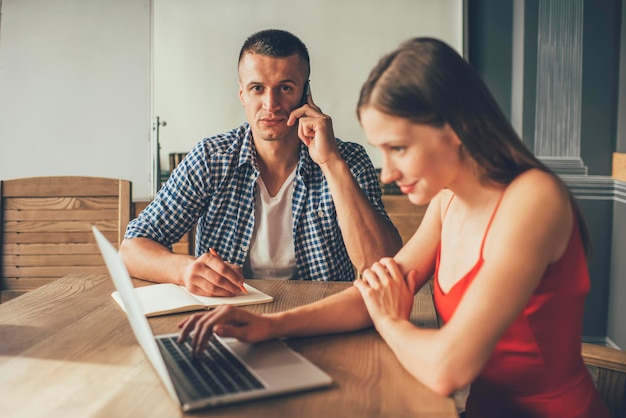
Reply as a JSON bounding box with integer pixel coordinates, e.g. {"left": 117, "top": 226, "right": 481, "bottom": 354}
{"left": 159, "top": 335, "right": 265, "bottom": 400}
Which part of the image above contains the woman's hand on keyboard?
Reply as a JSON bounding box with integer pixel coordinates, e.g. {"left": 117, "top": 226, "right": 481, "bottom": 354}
{"left": 178, "top": 305, "right": 273, "bottom": 356}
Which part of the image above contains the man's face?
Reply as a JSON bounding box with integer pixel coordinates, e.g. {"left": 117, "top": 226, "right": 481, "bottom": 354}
{"left": 238, "top": 52, "right": 308, "bottom": 143}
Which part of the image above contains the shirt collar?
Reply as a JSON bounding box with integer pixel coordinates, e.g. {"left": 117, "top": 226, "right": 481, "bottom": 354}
{"left": 237, "top": 122, "right": 314, "bottom": 180}
{"left": 237, "top": 123, "right": 258, "bottom": 170}
{"left": 296, "top": 141, "right": 313, "bottom": 180}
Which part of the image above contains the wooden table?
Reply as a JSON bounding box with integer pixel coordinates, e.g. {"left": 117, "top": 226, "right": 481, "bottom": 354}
{"left": 0, "top": 274, "right": 457, "bottom": 417}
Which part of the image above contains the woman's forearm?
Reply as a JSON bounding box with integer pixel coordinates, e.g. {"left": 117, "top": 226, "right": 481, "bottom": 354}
{"left": 268, "top": 286, "right": 373, "bottom": 338}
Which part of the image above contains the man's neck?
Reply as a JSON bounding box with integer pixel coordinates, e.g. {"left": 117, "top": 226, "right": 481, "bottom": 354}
{"left": 254, "top": 137, "right": 300, "bottom": 197}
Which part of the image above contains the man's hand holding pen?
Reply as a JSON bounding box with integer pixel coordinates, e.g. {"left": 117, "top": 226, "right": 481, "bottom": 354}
{"left": 180, "top": 248, "right": 247, "bottom": 297}
{"left": 209, "top": 248, "right": 248, "bottom": 295}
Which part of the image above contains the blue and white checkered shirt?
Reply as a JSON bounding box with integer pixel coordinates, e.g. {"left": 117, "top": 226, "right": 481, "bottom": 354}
{"left": 125, "top": 123, "right": 390, "bottom": 282}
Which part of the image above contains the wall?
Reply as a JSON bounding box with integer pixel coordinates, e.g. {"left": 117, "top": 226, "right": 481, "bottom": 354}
{"left": 0, "top": 0, "right": 153, "bottom": 200}
{"left": 619, "top": 0, "right": 626, "bottom": 154}
{"left": 466, "top": 0, "right": 513, "bottom": 119}
{"left": 579, "top": 0, "right": 621, "bottom": 177}
{"left": 609, "top": 0, "right": 626, "bottom": 348}
{"left": 610, "top": 190, "right": 626, "bottom": 347}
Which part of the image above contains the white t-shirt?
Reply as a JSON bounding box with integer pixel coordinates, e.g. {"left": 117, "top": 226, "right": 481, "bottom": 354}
{"left": 243, "top": 168, "right": 298, "bottom": 280}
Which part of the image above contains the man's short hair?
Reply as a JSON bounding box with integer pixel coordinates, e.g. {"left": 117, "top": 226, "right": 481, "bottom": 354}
{"left": 238, "top": 29, "right": 310, "bottom": 77}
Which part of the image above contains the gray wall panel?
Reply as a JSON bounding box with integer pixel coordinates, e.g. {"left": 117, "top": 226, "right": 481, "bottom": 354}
{"left": 577, "top": 197, "right": 612, "bottom": 337}
{"left": 467, "top": 0, "right": 513, "bottom": 119}
{"left": 579, "top": 0, "right": 621, "bottom": 176}
{"left": 610, "top": 194, "right": 626, "bottom": 347}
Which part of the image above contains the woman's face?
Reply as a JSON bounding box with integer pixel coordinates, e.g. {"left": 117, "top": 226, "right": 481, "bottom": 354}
{"left": 360, "top": 106, "right": 463, "bottom": 205}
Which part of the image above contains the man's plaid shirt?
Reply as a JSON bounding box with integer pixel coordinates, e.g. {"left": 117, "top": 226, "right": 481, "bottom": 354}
{"left": 125, "top": 123, "right": 392, "bottom": 282}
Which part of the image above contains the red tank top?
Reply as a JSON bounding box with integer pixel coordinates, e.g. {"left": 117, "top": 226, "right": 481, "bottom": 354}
{"left": 433, "top": 195, "right": 609, "bottom": 418}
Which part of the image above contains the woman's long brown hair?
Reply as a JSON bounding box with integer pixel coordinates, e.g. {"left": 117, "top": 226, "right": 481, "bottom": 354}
{"left": 357, "top": 37, "right": 591, "bottom": 256}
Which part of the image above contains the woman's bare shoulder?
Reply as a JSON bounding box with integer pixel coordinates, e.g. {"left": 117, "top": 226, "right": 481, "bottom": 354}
{"left": 495, "top": 168, "right": 573, "bottom": 260}
{"left": 507, "top": 168, "right": 569, "bottom": 203}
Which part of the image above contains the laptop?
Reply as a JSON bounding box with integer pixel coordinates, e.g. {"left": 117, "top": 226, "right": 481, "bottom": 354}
{"left": 92, "top": 226, "right": 333, "bottom": 411}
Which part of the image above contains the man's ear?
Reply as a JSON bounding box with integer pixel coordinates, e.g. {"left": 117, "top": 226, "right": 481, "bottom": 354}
{"left": 238, "top": 82, "right": 244, "bottom": 106}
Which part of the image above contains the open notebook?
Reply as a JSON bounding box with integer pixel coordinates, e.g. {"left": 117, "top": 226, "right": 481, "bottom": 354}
{"left": 112, "top": 282, "right": 273, "bottom": 317}
{"left": 92, "top": 226, "right": 333, "bottom": 411}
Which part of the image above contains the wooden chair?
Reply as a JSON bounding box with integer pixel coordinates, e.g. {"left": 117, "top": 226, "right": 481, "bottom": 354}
{"left": 381, "top": 194, "right": 427, "bottom": 244}
{"left": 582, "top": 342, "right": 626, "bottom": 417}
{"left": 0, "top": 176, "right": 131, "bottom": 302}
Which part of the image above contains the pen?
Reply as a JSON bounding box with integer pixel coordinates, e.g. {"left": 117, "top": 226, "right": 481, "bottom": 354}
{"left": 208, "top": 247, "right": 248, "bottom": 295}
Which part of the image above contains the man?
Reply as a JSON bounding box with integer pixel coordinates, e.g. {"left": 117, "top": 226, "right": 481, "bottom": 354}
{"left": 120, "top": 29, "right": 401, "bottom": 296}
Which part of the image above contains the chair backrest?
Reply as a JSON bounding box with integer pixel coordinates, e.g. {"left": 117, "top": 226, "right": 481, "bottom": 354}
{"left": 382, "top": 195, "right": 427, "bottom": 244}
{"left": 582, "top": 342, "right": 626, "bottom": 418}
{"left": 0, "top": 176, "right": 131, "bottom": 302}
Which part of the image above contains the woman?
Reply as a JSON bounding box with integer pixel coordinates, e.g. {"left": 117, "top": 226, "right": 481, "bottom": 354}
{"left": 178, "top": 37, "right": 609, "bottom": 417}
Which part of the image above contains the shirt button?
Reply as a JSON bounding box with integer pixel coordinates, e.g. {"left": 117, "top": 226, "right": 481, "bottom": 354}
{"left": 241, "top": 245, "right": 249, "bottom": 251}
{"left": 317, "top": 210, "right": 325, "bottom": 218}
